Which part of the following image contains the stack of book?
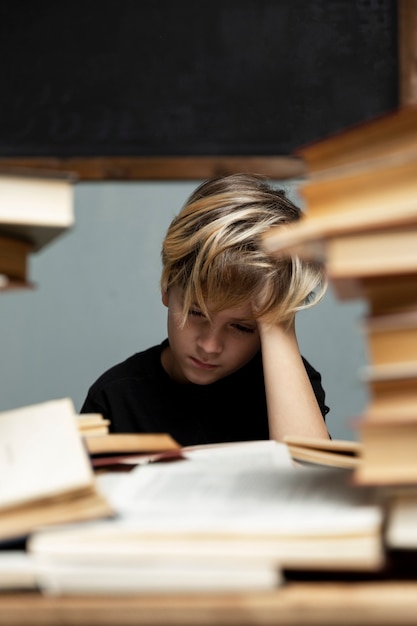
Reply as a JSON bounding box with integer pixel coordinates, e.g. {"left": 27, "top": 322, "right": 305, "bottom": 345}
{"left": 76, "top": 413, "right": 111, "bottom": 438}
{"left": 27, "top": 441, "right": 385, "bottom": 595}
{"left": 0, "top": 436, "right": 386, "bottom": 594}
{"left": 262, "top": 104, "right": 417, "bottom": 549}
{"left": 0, "top": 168, "right": 75, "bottom": 289}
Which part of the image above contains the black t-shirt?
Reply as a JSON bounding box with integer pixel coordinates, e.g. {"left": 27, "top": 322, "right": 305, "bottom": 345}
{"left": 81, "top": 339, "right": 329, "bottom": 447}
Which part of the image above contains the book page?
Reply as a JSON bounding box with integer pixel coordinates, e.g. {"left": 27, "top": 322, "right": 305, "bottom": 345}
{"left": 0, "top": 398, "right": 93, "bottom": 509}
{"left": 99, "top": 451, "right": 383, "bottom": 537}
{"left": 182, "top": 439, "right": 294, "bottom": 466}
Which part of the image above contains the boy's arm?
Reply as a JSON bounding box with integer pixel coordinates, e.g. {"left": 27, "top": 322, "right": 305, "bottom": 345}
{"left": 258, "top": 319, "right": 330, "bottom": 442}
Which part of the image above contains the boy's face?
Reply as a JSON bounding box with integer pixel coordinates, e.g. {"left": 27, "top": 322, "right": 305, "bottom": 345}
{"left": 161, "top": 286, "right": 260, "bottom": 385}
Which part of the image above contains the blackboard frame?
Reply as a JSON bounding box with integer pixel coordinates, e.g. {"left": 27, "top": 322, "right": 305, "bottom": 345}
{"left": 0, "top": 0, "right": 415, "bottom": 180}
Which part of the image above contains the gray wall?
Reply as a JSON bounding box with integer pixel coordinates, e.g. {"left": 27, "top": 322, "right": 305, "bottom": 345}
{"left": 0, "top": 180, "right": 370, "bottom": 440}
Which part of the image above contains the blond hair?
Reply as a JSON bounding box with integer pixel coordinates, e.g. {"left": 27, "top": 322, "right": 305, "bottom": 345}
{"left": 161, "top": 173, "right": 326, "bottom": 327}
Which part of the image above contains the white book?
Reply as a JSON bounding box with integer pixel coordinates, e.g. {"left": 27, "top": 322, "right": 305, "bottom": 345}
{"left": 33, "top": 558, "right": 282, "bottom": 595}
{"left": 0, "top": 169, "right": 75, "bottom": 251}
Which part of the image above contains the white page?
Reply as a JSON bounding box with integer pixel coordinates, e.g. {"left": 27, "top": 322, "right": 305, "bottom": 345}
{"left": 100, "top": 448, "right": 382, "bottom": 537}
{"left": 181, "top": 439, "right": 293, "bottom": 466}
{"left": 0, "top": 398, "right": 93, "bottom": 508}
{"left": 96, "top": 440, "right": 293, "bottom": 499}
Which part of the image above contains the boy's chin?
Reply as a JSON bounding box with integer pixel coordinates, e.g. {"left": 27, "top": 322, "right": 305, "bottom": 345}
{"left": 183, "top": 369, "right": 224, "bottom": 386}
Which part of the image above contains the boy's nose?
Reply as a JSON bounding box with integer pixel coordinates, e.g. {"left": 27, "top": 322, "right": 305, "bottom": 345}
{"left": 197, "top": 327, "right": 223, "bottom": 354}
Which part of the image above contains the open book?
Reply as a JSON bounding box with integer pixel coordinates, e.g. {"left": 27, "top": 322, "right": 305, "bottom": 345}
{"left": 0, "top": 398, "right": 113, "bottom": 542}
{"left": 28, "top": 439, "right": 385, "bottom": 597}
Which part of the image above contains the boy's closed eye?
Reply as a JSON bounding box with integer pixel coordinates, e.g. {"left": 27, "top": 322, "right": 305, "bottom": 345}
{"left": 232, "top": 323, "right": 256, "bottom": 335}
{"left": 188, "top": 308, "right": 256, "bottom": 335}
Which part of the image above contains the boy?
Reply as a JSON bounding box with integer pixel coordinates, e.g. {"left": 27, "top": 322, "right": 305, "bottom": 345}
{"left": 81, "top": 173, "right": 330, "bottom": 444}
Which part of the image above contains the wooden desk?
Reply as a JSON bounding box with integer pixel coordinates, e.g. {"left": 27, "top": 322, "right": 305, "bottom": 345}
{"left": 2, "top": 582, "right": 417, "bottom": 626}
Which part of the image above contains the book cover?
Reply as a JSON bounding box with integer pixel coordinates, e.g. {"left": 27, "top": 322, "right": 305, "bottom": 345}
{"left": 0, "top": 234, "right": 33, "bottom": 290}
{"left": 283, "top": 436, "right": 361, "bottom": 470}
{"left": 354, "top": 419, "right": 417, "bottom": 486}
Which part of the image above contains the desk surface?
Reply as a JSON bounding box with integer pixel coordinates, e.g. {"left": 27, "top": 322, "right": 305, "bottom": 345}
{"left": 2, "top": 582, "right": 417, "bottom": 626}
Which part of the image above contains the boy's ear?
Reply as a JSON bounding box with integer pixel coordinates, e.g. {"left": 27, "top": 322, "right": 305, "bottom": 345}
{"left": 162, "top": 290, "right": 169, "bottom": 307}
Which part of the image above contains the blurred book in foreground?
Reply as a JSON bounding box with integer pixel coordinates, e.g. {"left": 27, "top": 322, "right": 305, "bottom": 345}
{"left": 284, "top": 436, "right": 361, "bottom": 470}
{"left": 0, "top": 168, "right": 76, "bottom": 290}
{"left": 0, "top": 398, "right": 113, "bottom": 543}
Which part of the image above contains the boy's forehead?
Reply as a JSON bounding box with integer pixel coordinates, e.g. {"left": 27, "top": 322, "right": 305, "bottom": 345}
{"left": 195, "top": 297, "right": 254, "bottom": 320}
{"left": 174, "top": 284, "right": 256, "bottom": 320}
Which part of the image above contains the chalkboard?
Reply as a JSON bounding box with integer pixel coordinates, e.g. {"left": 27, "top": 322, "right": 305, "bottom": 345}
{"left": 0, "top": 0, "right": 398, "bottom": 158}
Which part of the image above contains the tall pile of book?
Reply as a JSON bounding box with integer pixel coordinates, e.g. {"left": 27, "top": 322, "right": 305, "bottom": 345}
{"left": 262, "top": 105, "right": 417, "bottom": 492}
{"left": 0, "top": 168, "right": 75, "bottom": 289}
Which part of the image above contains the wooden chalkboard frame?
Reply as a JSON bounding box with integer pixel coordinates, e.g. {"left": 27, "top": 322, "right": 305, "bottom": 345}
{"left": 0, "top": 0, "right": 415, "bottom": 181}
